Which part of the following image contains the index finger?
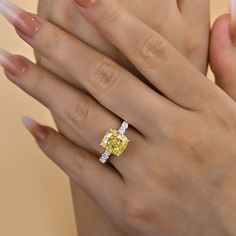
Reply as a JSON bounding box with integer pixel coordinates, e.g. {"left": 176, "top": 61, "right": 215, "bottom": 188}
{"left": 74, "top": 0, "right": 218, "bottom": 110}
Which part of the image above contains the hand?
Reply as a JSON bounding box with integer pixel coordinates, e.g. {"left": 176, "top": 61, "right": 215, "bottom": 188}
{"left": 0, "top": 1, "right": 236, "bottom": 235}
{"left": 210, "top": 0, "right": 236, "bottom": 99}
{"left": 35, "top": 1, "right": 210, "bottom": 234}
{"left": 37, "top": 0, "right": 209, "bottom": 75}
{"left": 35, "top": 0, "right": 210, "bottom": 151}
{"left": 208, "top": 1, "right": 236, "bottom": 234}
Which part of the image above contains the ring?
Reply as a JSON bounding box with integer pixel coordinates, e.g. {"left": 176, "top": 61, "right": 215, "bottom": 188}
{"left": 99, "top": 121, "right": 130, "bottom": 164}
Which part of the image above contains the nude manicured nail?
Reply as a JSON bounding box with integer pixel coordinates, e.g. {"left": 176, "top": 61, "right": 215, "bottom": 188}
{"left": 230, "top": 0, "right": 236, "bottom": 23}
{"left": 230, "top": 0, "right": 236, "bottom": 43}
{"left": 22, "top": 116, "right": 49, "bottom": 142}
{"left": 0, "top": 48, "right": 28, "bottom": 78}
{"left": 75, "top": 0, "right": 98, "bottom": 8}
{"left": 0, "top": 0, "right": 40, "bottom": 37}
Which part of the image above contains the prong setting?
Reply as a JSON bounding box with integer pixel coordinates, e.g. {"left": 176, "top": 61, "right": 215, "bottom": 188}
{"left": 99, "top": 121, "right": 129, "bottom": 164}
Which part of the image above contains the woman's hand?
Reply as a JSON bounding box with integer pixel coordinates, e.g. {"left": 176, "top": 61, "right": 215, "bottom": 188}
{"left": 35, "top": 2, "right": 210, "bottom": 234}
{"left": 35, "top": 0, "right": 210, "bottom": 154}
{"left": 35, "top": 3, "right": 211, "bottom": 234}
{"left": 1, "top": 1, "right": 211, "bottom": 235}
{"left": 1, "top": 0, "right": 235, "bottom": 235}
{"left": 35, "top": 0, "right": 210, "bottom": 150}
{"left": 37, "top": 0, "right": 210, "bottom": 75}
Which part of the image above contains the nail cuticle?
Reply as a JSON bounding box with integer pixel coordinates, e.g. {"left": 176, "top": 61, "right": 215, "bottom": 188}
{"left": 75, "top": 0, "right": 98, "bottom": 8}
{"left": 32, "top": 126, "right": 49, "bottom": 142}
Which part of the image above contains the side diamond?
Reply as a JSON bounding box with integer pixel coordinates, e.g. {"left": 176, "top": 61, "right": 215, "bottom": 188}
{"left": 119, "top": 122, "right": 129, "bottom": 134}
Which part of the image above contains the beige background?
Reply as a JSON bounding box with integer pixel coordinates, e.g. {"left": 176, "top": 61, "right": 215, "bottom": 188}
{"left": 0, "top": 1, "right": 229, "bottom": 235}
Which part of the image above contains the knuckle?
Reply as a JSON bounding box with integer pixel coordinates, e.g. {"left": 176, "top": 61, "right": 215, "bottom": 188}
{"left": 89, "top": 61, "right": 120, "bottom": 92}
{"left": 148, "top": 166, "right": 181, "bottom": 193}
{"left": 41, "top": 28, "right": 62, "bottom": 55}
{"left": 48, "top": 2, "right": 75, "bottom": 28}
{"left": 135, "top": 34, "right": 169, "bottom": 68}
{"left": 66, "top": 152, "right": 87, "bottom": 181}
{"left": 67, "top": 98, "right": 90, "bottom": 125}
{"left": 119, "top": 195, "right": 160, "bottom": 232}
{"left": 100, "top": 7, "right": 122, "bottom": 25}
{"left": 148, "top": 18, "right": 165, "bottom": 33}
{"left": 27, "top": 68, "right": 44, "bottom": 93}
{"left": 167, "top": 122, "right": 203, "bottom": 158}
{"left": 184, "top": 37, "right": 202, "bottom": 58}
{"left": 120, "top": 197, "right": 149, "bottom": 224}
{"left": 182, "top": 26, "right": 206, "bottom": 59}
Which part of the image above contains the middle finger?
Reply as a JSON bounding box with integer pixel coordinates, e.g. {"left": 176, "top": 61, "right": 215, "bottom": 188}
{"left": 0, "top": 0, "right": 181, "bottom": 137}
{"left": 73, "top": 0, "right": 216, "bottom": 110}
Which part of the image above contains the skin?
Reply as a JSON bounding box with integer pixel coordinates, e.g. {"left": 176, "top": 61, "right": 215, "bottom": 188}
{"left": 1, "top": 0, "right": 236, "bottom": 235}
{"left": 208, "top": 4, "right": 236, "bottom": 234}
{"left": 35, "top": 1, "right": 210, "bottom": 234}
{"left": 210, "top": 14, "right": 236, "bottom": 100}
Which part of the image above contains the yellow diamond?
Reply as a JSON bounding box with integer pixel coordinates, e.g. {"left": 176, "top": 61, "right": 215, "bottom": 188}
{"left": 100, "top": 129, "right": 130, "bottom": 156}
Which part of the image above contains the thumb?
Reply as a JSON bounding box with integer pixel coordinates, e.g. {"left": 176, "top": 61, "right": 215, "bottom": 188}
{"left": 210, "top": 10, "right": 236, "bottom": 101}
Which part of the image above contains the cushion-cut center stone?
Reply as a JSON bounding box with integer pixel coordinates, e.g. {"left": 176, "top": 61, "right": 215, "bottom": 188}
{"left": 100, "top": 129, "right": 129, "bottom": 156}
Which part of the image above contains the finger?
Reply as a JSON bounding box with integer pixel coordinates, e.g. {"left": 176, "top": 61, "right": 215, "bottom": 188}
{"left": 72, "top": 0, "right": 217, "bottom": 110}
{"left": 37, "top": 0, "right": 50, "bottom": 19}
{"left": 51, "top": 113, "right": 91, "bottom": 151}
{"left": 0, "top": 0, "right": 178, "bottom": 136}
{"left": 0, "top": 49, "right": 140, "bottom": 171}
{"left": 37, "top": 0, "right": 177, "bottom": 80}
{"left": 35, "top": 54, "right": 86, "bottom": 91}
{"left": 22, "top": 116, "right": 125, "bottom": 226}
{"left": 34, "top": 55, "right": 92, "bottom": 153}
{"left": 36, "top": 0, "right": 87, "bottom": 90}
{"left": 210, "top": 14, "right": 236, "bottom": 101}
{"left": 123, "top": 0, "right": 178, "bottom": 14}
{"left": 177, "top": 0, "right": 210, "bottom": 73}
{"left": 178, "top": 0, "right": 210, "bottom": 25}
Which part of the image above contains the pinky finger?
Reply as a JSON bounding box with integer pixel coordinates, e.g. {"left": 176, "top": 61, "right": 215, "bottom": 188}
{"left": 22, "top": 116, "right": 125, "bottom": 224}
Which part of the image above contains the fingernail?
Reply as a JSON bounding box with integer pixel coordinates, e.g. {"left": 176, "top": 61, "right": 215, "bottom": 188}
{"left": 0, "top": 48, "right": 28, "bottom": 78}
{"left": 230, "top": 0, "right": 236, "bottom": 44}
{"left": 22, "top": 116, "right": 49, "bottom": 142}
{"left": 0, "top": 0, "right": 41, "bottom": 38}
{"left": 75, "top": 0, "right": 98, "bottom": 8}
{"left": 230, "top": 0, "right": 236, "bottom": 23}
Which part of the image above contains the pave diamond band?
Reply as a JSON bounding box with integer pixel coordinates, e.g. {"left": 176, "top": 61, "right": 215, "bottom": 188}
{"left": 100, "top": 150, "right": 111, "bottom": 164}
{"left": 118, "top": 121, "right": 129, "bottom": 134}
{"left": 99, "top": 121, "right": 130, "bottom": 164}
